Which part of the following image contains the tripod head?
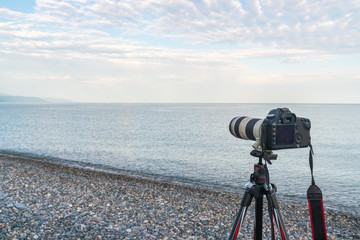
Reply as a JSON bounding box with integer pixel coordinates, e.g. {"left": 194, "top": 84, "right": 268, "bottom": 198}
{"left": 251, "top": 162, "right": 267, "bottom": 185}
{"left": 250, "top": 149, "right": 277, "bottom": 165}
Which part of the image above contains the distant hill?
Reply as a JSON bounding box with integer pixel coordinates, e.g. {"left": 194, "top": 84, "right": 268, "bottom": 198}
{"left": 0, "top": 95, "right": 71, "bottom": 103}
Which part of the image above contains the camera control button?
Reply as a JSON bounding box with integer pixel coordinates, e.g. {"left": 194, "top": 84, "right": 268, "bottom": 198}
{"left": 295, "top": 133, "right": 303, "bottom": 144}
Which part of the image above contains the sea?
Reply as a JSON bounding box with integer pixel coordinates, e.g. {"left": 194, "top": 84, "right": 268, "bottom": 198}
{"left": 0, "top": 103, "right": 359, "bottom": 216}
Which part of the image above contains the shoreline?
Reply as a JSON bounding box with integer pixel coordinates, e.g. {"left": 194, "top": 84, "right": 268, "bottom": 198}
{"left": 1, "top": 154, "right": 359, "bottom": 239}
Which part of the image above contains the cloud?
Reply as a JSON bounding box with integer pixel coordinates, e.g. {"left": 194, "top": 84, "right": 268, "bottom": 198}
{"left": 0, "top": 8, "right": 25, "bottom": 19}
{"left": 0, "top": 0, "right": 359, "bottom": 102}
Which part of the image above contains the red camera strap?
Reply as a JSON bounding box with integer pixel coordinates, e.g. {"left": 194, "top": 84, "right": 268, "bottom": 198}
{"left": 307, "top": 143, "right": 327, "bottom": 240}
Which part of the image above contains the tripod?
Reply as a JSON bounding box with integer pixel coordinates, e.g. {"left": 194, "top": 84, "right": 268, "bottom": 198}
{"left": 229, "top": 151, "right": 289, "bottom": 240}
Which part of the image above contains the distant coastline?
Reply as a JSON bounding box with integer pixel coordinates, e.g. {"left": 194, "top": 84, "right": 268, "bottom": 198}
{"left": 0, "top": 94, "right": 71, "bottom": 103}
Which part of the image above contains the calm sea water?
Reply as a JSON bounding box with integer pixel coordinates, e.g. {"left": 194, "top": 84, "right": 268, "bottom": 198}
{"left": 0, "top": 103, "right": 359, "bottom": 216}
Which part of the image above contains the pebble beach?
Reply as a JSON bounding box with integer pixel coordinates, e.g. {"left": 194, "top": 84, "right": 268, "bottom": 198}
{"left": 0, "top": 154, "right": 359, "bottom": 239}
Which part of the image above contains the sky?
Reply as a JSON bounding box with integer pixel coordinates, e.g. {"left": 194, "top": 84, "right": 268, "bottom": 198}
{"left": 0, "top": 0, "right": 359, "bottom": 103}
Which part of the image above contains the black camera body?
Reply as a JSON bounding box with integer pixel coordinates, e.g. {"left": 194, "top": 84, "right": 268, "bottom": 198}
{"left": 262, "top": 108, "right": 311, "bottom": 150}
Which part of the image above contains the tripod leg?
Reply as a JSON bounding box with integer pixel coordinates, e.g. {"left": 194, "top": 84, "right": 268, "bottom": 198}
{"left": 254, "top": 196, "right": 263, "bottom": 240}
{"left": 265, "top": 193, "right": 276, "bottom": 240}
{"left": 269, "top": 188, "right": 289, "bottom": 240}
{"left": 273, "top": 208, "right": 288, "bottom": 240}
{"left": 229, "top": 190, "right": 253, "bottom": 240}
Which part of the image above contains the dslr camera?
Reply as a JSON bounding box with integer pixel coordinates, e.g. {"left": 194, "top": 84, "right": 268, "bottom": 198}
{"left": 229, "top": 108, "right": 311, "bottom": 151}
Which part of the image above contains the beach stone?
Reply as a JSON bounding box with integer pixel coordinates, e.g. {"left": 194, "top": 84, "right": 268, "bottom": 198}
{"left": 15, "top": 203, "right": 26, "bottom": 209}
{"left": 6, "top": 203, "right": 14, "bottom": 208}
{"left": 0, "top": 191, "right": 8, "bottom": 199}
